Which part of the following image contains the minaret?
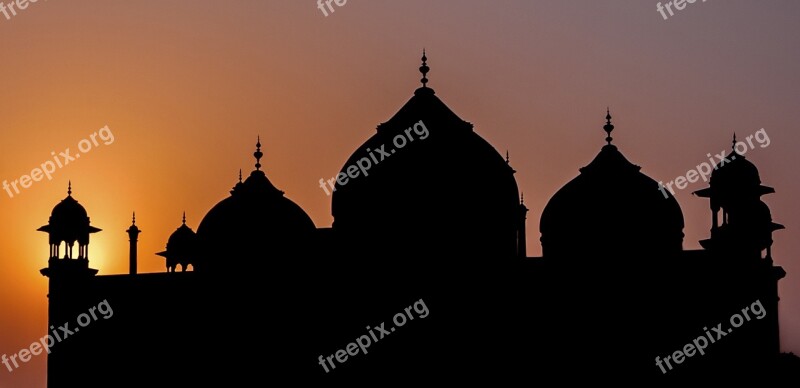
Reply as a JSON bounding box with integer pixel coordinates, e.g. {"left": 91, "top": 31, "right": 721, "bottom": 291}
{"left": 518, "top": 193, "right": 528, "bottom": 258}
{"left": 693, "top": 134, "right": 784, "bottom": 259}
{"left": 127, "top": 212, "right": 141, "bottom": 275}
{"left": 693, "top": 135, "right": 786, "bottom": 357}
{"left": 38, "top": 183, "right": 100, "bottom": 387}
{"left": 39, "top": 182, "right": 101, "bottom": 279}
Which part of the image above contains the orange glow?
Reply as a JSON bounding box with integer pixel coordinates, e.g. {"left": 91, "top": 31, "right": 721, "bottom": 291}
{"left": 1, "top": 1, "right": 800, "bottom": 386}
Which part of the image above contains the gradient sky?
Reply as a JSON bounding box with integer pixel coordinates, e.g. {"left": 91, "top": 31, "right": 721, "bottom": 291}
{"left": 1, "top": 1, "right": 799, "bottom": 386}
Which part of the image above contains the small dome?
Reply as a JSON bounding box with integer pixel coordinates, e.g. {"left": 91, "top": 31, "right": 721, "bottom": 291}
{"left": 710, "top": 151, "right": 761, "bottom": 190}
{"left": 49, "top": 182, "right": 90, "bottom": 231}
{"left": 157, "top": 214, "right": 197, "bottom": 272}
{"left": 693, "top": 140, "right": 775, "bottom": 205}
{"left": 37, "top": 182, "right": 101, "bottom": 246}
{"left": 164, "top": 221, "right": 196, "bottom": 255}
{"left": 51, "top": 196, "right": 88, "bottom": 224}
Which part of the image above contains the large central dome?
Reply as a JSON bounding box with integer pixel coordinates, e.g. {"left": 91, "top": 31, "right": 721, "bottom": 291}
{"left": 331, "top": 53, "right": 523, "bottom": 261}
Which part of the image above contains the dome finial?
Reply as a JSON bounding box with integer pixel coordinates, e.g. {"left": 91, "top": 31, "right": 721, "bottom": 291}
{"left": 506, "top": 150, "right": 510, "bottom": 164}
{"left": 521, "top": 192, "right": 525, "bottom": 205}
{"left": 182, "top": 211, "right": 186, "bottom": 225}
{"left": 67, "top": 180, "right": 72, "bottom": 196}
{"left": 254, "top": 136, "right": 263, "bottom": 171}
{"left": 732, "top": 132, "right": 737, "bottom": 150}
{"left": 238, "top": 169, "right": 243, "bottom": 183}
{"left": 419, "top": 49, "right": 429, "bottom": 88}
{"left": 132, "top": 211, "right": 136, "bottom": 225}
{"left": 603, "top": 108, "right": 614, "bottom": 145}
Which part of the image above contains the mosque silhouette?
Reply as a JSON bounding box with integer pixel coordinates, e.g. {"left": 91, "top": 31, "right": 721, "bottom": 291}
{"left": 37, "top": 53, "right": 796, "bottom": 385}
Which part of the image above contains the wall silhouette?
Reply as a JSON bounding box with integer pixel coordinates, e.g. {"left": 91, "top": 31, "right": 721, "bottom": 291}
{"left": 37, "top": 54, "right": 796, "bottom": 385}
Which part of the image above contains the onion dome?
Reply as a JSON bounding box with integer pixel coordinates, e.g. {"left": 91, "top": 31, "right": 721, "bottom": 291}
{"left": 331, "top": 51, "right": 521, "bottom": 260}
{"left": 156, "top": 213, "right": 197, "bottom": 272}
{"left": 37, "top": 182, "right": 101, "bottom": 259}
{"left": 540, "top": 111, "right": 684, "bottom": 258}
{"left": 195, "top": 138, "right": 316, "bottom": 272}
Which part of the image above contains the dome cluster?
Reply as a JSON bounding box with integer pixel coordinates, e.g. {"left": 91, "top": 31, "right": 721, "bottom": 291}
{"left": 36, "top": 53, "right": 779, "bottom": 277}
{"left": 156, "top": 138, "right": 316, "bottom": 274}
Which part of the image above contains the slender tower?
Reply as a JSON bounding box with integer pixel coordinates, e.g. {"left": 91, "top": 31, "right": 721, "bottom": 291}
{"left": 127, "top": 212, "right": 141, "bottom": 275}
{"left": 38, "top": 183, "right": 100, "bottom": 388}
{"left": 518, "top": 193, "right": 528, "bottom": 258}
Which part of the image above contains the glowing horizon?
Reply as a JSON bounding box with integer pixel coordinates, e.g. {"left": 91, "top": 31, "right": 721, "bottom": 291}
{"left": 2, "top": 1, "right": 800, "bottom": 386}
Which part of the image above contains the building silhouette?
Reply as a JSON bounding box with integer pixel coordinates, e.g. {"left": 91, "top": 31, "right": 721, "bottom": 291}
{"left": 37, "top": 53, "right": 794, "bottom": 385}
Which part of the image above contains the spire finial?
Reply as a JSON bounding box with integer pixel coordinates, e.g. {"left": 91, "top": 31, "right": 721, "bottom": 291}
{"left": 254, "top": 136, "right": 263, "bottom": 171}
{"left": 67, "top": 181, "right": 72, "bottom": 196}
{"left": 419, "top": 49, "right": 429, "bottom": 88}
{"left": 132, "top": 212, "right": 136, "bottom": 225}
{"left": 182, "top": 212, "right": 186, "bottom": 225}
{"left": 238, "top": 169, "right": 243, "bottom": 183}
{"left": 732, "top": 132, "right": 737, "bottom": 150}
{"left": 603, "top": 108, "right": 614, "bottom": 145}
{"left": 506, "top": 150, "right": 510, "bottom": 164}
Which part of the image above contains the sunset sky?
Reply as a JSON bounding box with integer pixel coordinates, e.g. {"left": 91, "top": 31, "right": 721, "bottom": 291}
{"left": 1, "top": 1, "right": 799, "bottom": 386}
